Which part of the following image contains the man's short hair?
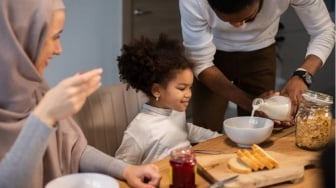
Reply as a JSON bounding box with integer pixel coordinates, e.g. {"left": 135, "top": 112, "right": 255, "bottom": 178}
{"left": 207, "top": 0, "right": 256, "bottom": 14}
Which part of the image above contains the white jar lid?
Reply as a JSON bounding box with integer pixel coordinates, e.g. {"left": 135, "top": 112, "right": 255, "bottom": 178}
{"left": 302, "top": 90, "right": 333, "bottom": 105}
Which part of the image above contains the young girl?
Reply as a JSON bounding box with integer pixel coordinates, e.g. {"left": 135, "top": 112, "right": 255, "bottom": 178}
{"left": 115, "top": 34, "right": 221, "bottom": 165}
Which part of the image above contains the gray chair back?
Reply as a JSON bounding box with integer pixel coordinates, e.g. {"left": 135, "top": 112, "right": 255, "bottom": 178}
{"left": 73, "top": 83, "right": 148, "bottom": 156}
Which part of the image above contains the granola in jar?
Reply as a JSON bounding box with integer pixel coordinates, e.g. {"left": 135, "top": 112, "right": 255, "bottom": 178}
{"left": 295, "top": 90, "right": 333, "bottom": 150}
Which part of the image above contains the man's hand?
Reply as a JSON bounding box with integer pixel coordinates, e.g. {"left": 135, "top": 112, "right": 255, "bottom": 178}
{"left": 254, "top": 91, "right": 294, "bottom": 127}
{"left": 280, "top": 76, "right": 308, "bottom": 127}
{"left": 280, "top": 76, "right": 308, "bottom": 117}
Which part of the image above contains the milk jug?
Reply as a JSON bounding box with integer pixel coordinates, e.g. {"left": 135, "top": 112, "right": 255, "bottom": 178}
{"left": 252, "top": 96, "right": 291, "bottom": 121}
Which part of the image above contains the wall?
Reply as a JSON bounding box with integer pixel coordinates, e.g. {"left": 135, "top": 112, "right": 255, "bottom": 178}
{"left": 45, "top": 0, "right": 122, "bottom": 87}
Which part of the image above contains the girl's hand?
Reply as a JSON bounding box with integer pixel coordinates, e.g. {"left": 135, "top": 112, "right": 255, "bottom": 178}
{"left": 33, "top": 68, "right": 102, "bottom": 126}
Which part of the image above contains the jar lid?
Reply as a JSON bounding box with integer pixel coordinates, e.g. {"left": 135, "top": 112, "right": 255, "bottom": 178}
{"left": 302, "top": 90, "right": 333, "bottom": 105}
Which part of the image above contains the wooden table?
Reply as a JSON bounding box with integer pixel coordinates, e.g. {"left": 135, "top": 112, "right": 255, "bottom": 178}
{"left": 118, "top": 125, "right": 335, "bottom": 188}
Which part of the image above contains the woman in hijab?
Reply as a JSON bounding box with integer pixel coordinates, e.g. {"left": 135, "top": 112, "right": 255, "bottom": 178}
{"left": 0, "top": 0, "right": 161, "bottom": 187}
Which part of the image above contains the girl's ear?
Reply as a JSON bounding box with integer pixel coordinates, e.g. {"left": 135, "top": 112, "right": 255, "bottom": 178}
{"left": 151, "top": 83, "right": 161, "bottom": 98}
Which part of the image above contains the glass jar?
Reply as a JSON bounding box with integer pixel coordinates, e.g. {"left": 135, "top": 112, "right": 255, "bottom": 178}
{"left": 169, "top": 147, "right": 196, "bottom": 188}
{"left": 295, "top": 90, "right": 333, "bottom": 150}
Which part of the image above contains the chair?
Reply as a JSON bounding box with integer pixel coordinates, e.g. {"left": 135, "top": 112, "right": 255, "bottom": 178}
{"left": 73, "top": 83, "right": 148, "bottom": 156}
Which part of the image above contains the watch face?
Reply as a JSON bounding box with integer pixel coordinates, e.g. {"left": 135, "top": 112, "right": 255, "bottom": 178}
{"left": 303, "top": 72, "right": 312, "bottom": 84}
{"left": 293, "top": 70, "right": 312, "bottom": 87}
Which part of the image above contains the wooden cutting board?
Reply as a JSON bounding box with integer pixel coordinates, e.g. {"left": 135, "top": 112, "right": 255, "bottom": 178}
{"left": 196, "top": 151, "right": 319, "bottom": 188}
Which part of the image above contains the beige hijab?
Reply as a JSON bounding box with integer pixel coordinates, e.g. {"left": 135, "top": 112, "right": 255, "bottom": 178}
{"left": 0, "top": 0, "right": 87, "bottom": 187}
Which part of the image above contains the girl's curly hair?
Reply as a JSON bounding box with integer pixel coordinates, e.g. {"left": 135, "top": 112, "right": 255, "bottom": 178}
{"left": 117, "top": 33, "right": 193, "bottom": 98}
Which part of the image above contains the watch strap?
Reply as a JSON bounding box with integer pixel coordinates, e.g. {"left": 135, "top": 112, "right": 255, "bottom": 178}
{"left": 292, "top": 68, "right": 313, "bottom": 87}
{"left": 296, "top": 68, "right": 308, "bottom": 72}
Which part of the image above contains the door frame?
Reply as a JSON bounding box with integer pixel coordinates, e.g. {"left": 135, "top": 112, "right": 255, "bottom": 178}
{"left": 122, "top": 0, "right": 133, "bottom": 44}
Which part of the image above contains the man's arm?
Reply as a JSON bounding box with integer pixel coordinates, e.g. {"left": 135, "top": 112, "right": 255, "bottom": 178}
{"left": 199, "top": 66, "right": 254, "bottom": 112}
{"left": 281, "top": 55, "right": 323, "bottom": 113}
{"left": 282, "top": 0, "right": 335, "bottom": 112}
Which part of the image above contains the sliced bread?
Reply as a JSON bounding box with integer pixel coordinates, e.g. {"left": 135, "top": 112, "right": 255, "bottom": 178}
{"left": 227, "top": 157, "right": 252, "bottom": 174}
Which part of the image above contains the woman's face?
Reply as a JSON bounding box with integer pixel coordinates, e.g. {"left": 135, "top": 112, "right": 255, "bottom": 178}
{"left": 35, "top": 10, "right": 65, "bottom": 75}
{"left": 153, "top": 69, "right": 193, "bottom": 112}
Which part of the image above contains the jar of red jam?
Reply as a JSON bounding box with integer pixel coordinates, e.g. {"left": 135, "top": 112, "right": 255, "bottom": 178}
{"left": 169, "top": 147, "right": 196, "bottom": 188}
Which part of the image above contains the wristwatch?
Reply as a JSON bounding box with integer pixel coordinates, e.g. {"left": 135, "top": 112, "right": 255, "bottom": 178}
{"left": 292, "top": 68, "right": 313, "bottom": 87}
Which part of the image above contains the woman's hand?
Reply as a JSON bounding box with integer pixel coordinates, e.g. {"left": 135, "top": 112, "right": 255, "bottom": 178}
{"left": 33, "top": 68, "right": 102, "bottom": 126}
{"left": 123, "top": 164, "right": 161, "bottom": 188}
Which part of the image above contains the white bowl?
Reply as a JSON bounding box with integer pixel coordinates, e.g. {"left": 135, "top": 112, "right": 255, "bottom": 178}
{"left": 45, "top": 173, "right": 119, "bottom": 188}
{"left": 223, "top": 116, "right": 274, "bottom": 148}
